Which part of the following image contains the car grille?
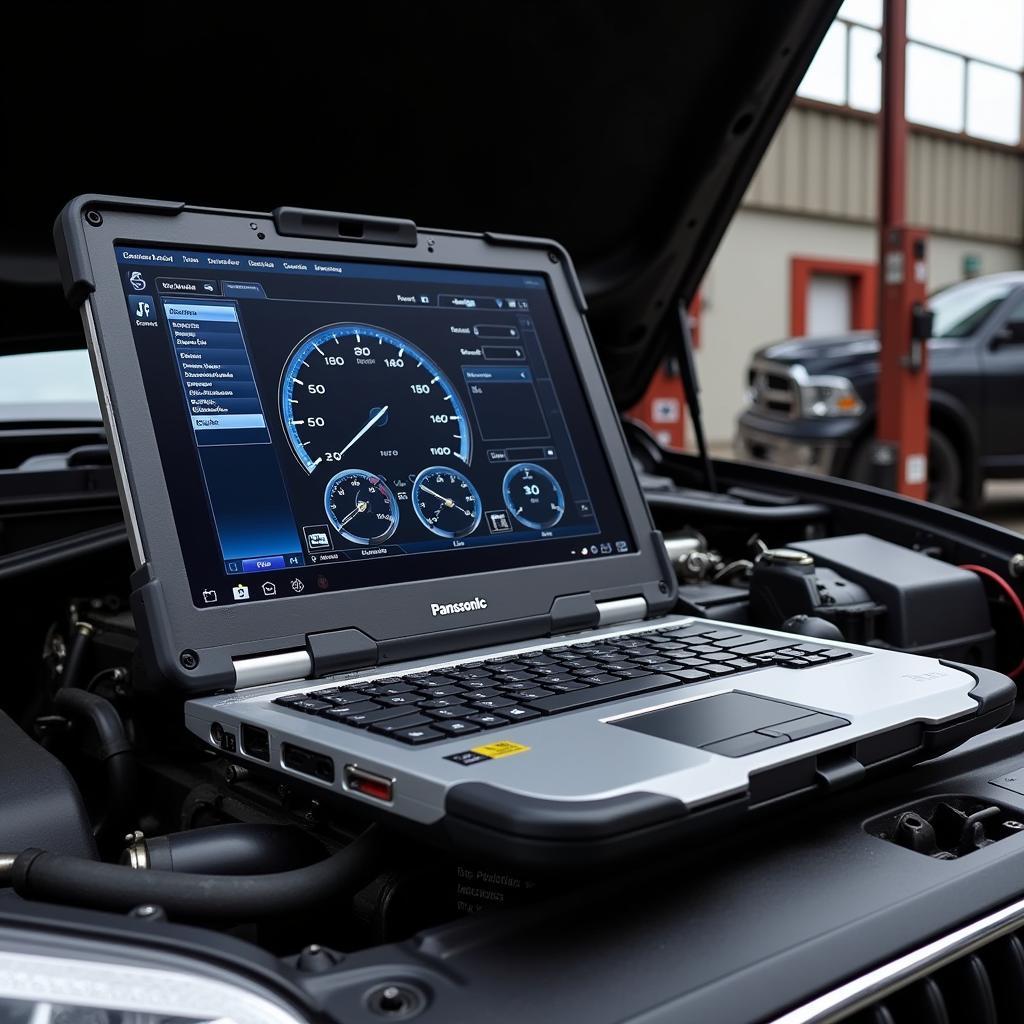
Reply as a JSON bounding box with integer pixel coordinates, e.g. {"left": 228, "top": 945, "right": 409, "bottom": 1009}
{"left": 770, "top": 894, "right": 1024, "bottom": 1023}
{"left": 748, "top": 360, "right": 799, "bottom": 419}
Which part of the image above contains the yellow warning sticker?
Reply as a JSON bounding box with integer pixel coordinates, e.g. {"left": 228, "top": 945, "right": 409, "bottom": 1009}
{"left": 471, "top": 740, "right": 530, "bottom": 759}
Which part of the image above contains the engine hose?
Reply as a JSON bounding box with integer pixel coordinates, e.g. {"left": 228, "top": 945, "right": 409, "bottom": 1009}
{"left": 51, "top": 689, "right": 134, "bottom": 841}
{"left": 58, "top": 622, "right": 94, "bottom": 691}
{"left": 4, "top": 824, "right": 383, "bottom": 922}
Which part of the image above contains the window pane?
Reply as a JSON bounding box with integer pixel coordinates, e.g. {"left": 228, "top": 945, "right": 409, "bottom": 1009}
{"left": 929, "top": 279, "right": 1012, "bottom": 337}
{"left": 906, "top": 43, "right": 965, "bottom": 132}
{"left": 908, "top": 0, "right": 1024, "bottom": 71}
{"left": 966, "top": 61, "right": 1022, "bottom": 144}
{"left": 839, "top": 0, "right": 882, "bottom": 28}
{"left": 798, "top": 22, "right": 848, "bottom": 105}
{"left": 849, "top": 26, "right": 881, "bottom": 111}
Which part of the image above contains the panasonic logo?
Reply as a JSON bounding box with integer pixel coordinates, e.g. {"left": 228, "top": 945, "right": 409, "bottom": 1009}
{"left": 431, "top": 597, "right": 488, "bottom": 617}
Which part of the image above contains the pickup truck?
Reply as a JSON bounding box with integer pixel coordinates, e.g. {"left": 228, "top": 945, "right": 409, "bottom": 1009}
{"left": 735, "top": 272, "right": 1024, "bottom": 507}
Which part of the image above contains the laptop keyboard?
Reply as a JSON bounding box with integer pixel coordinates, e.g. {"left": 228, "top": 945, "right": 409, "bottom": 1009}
{"left": 271, "top": 624, "right": 854, "bottom": 745}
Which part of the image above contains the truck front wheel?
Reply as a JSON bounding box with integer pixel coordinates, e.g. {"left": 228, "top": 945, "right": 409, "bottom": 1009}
{"left": 846, "top": 428, "right": 963, "bottom": 508}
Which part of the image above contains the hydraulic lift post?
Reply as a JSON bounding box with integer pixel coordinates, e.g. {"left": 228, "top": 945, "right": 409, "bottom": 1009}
{"left": 874, "top": 0, "right": 931, "bottom": 499}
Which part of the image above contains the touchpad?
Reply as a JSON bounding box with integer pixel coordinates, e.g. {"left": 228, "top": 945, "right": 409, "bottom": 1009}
{"left": 612, "top": 692, "right": 841, "bottom": 751}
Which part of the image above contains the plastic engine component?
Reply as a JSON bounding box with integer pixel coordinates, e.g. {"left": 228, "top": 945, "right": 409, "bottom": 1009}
{"left": 0, "top": 709, "right": 96, "bottom": 860}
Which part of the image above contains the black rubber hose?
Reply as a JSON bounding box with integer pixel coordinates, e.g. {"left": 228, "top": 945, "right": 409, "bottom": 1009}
{"left": 51, "top": 689, "right": 134, "bottom": 841}
{"left": 58, "top": 622, "right": 94, "bottom": 691}
{"left": 8, "top": 825, "right": 383, "bottom": 921}
{"left": 134, "top": 823, "right": 329, "bottom": 875}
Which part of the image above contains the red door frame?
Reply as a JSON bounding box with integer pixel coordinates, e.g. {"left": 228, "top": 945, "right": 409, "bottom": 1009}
{"left": 790, "top": 257, "right": 878, "bottom": 336}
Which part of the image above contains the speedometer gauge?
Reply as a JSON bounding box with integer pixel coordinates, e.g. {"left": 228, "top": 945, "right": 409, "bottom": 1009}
{"left": 325, "top": 469, "right": 399, "bottom": 545}
{"left": 280, "top": 324, "right": 471, "bottom": 475}
{"left": 412, "top": 466, "right": 482, "bottom": 538}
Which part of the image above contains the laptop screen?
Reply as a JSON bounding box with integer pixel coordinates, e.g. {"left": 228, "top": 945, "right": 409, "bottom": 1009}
{"left": 115, "top": 245, "right": 636, "bottom": 608}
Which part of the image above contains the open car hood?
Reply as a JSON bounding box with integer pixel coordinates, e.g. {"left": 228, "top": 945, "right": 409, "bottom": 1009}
{"left": 2, "top": 2, "right": 838, "bottom": 406}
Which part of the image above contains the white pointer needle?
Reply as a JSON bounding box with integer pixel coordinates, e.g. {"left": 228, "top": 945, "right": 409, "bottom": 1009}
{"left": 337, "top": 405, "right": 389, "bottom": 460}
{"left": 420, "top": 483, "right": 460, "bottom": 509}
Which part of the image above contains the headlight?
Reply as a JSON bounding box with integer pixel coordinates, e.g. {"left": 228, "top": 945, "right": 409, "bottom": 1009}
{"left": 0, "top": 945, "right": 308, "bottom": 1024}
{"left": 797, "top": 375, "right": 865, "bottom": 418}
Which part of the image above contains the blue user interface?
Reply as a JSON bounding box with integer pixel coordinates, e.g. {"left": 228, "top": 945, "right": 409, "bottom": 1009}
{"left": 117, "top": 245, "right": 635, "bottom": 608}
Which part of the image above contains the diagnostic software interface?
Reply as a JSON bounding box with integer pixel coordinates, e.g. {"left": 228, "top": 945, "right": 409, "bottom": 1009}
{"left": 116, "top": 246, "right": 635, "bottom": 608}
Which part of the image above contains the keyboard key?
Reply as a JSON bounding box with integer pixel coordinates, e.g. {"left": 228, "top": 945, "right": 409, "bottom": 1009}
{"left": 702, "top": 630, "right": 743, "bottom": 641}
{"left": 669, "top": 669, "right": 711, "bottom": 682}
{"left": 493, "top": 705, "right": 541, "bottom": 722}
{"left": 317, "top": 699, "right": 380, "bottom": 717}
{"left": 513, "top": 688, "right": 555, "bottom": 701}
{"left": 467, "top": 713, "right": 506, "bottom": 729}
{"left": 420, "top": 697, "right": 460, "bottom": 708}
{"left": 498, "top": 672, "right": 537, "bottom": 683}
{"left": 547, "top": 680, "right": 591, "bottom": 692}
{"left": 585, "top": 674, "right": 624, "bottom": 686}
{"left": 457, "top": 678, "right": 497, "bottom": 689}
{"left": 529, "top": 674, "right": 680, "bottom": 714}
{"left": 369, "top": 714, "right": 433, "bottom": 735}
{"left": 727, "top": 659, "right": 757, "bottom": 670}
{"left": 375, "top": 682, "right": 418, "bottom": 695}
{"left": 274, "top": 696, "right": 334, "bottom": 713}
{"left": 471, "top": 696, "right": 516, "bottom": 710}
{"left": 703, "top": 652, "right": 738, "bottom": 662}
{"left": 425, "top": 705, "right": 474, "bottom": 719}
{"left": 457, "top": 686, "right": 503, "bottom": 699}
{"left": 433, "top": 720, "right": 480, "bottom": 736}
{"left": 340, "top": 705, "right": 414, "bottom": 726}
{"left": 417, "top": 686, "right": 463, "bottom": 698}
{"left": 392, "top": 725, "right": 444, "bottom": 744}
{"left": 377, "top": 694, "right": 420, "bottom": 706}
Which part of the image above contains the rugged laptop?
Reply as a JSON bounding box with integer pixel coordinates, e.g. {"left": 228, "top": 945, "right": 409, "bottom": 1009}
{"left": 55, "top": 195, "right": 1015, "bottom": 866}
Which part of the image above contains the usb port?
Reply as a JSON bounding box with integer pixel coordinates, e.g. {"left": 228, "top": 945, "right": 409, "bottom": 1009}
{"left": 282, "top": 743, "right": 335, "bottom": 783}
{"left": 241, "top": 724, "right": 270, "bottom": 762}
{"left": 344, "top": 765, "right": 394, "bottom": 802}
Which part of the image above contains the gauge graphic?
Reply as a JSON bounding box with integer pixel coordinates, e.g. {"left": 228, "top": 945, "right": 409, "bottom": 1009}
{"left": 502, "top": 463, "right": 565, "bottom": 530}
{"left": 412, "top": 466, "right": 482, "bottom": 539}
{"left": 280, "top": 324, "right": 471, "bottom": 475}
{"left": 324, "top": 469, "right": 399, "bottom": 546}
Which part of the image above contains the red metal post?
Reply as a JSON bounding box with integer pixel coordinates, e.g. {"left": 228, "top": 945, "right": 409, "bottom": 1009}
{"left": 875, "top": 0, "right": 930, "bottom": 499}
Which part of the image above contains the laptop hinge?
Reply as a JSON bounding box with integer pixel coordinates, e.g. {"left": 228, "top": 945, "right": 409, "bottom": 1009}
{"left": 232, "top": 627, "right": 378, "bottom": 689}
{"left": 596, "top": 596, "right": 649, "bottom": 628}
{"left": 233, "top": 649, "right": 312, "bottom": 690}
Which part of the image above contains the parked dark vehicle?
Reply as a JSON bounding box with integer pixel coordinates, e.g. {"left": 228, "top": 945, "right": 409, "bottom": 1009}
{"left": 736, "top": 272, "right": 1024, "bottom": 507}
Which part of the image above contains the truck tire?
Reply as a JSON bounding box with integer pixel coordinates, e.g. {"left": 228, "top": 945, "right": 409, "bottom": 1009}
{"left": 847, "top": 428, "right": 963, "bottom": 508}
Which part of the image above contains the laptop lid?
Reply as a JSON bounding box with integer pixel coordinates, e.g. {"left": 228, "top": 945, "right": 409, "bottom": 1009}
{"left": 56, "top": 197, "right": 675, "bottom": 696}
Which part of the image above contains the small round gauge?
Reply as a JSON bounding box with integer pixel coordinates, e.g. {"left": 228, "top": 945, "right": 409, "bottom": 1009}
{"left": 502, "top": 463, "right": 565, "bottom": 530}
{"left": 412, "top": 466, "right": 482, "bottom": 539}
{"left": 324, "top": 469, "right": 399, "bottom": 546}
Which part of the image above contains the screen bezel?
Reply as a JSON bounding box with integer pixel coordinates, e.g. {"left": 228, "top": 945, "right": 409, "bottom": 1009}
{"left": 72, "top": 202, "right": 672, "bottom": 682}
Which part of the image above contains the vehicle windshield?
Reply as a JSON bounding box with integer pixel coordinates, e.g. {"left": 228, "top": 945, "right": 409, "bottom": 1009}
{"left": 0, "top": 348, "right": 100, "bottom": 423}
{"left": 929, "top": 278, "right": 1015, "bottom": 338}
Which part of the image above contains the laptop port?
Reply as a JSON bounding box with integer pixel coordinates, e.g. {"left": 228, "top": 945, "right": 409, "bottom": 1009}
{"left": 241, "top": 724, "right": 270, "bottom": 762}
{"left": 282, "top": 743, "right": 335, "bottom": 783}
{"left": 344, "top": 765, "right": 394, "bottom": 802}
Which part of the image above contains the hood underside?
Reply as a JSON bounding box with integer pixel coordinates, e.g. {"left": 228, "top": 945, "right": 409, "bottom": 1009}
{"left": 1, "top": 2, "right": 839, "bottom": 406}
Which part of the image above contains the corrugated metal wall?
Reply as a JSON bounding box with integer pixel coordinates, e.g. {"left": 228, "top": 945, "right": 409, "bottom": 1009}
{"left": 743, "top": 104, "right": 1024, "bottom": 244}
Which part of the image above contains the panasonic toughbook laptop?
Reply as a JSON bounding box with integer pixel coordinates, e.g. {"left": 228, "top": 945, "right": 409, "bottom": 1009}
{"left": 56, "top": 195, "right": 1014, "bottom": 866}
